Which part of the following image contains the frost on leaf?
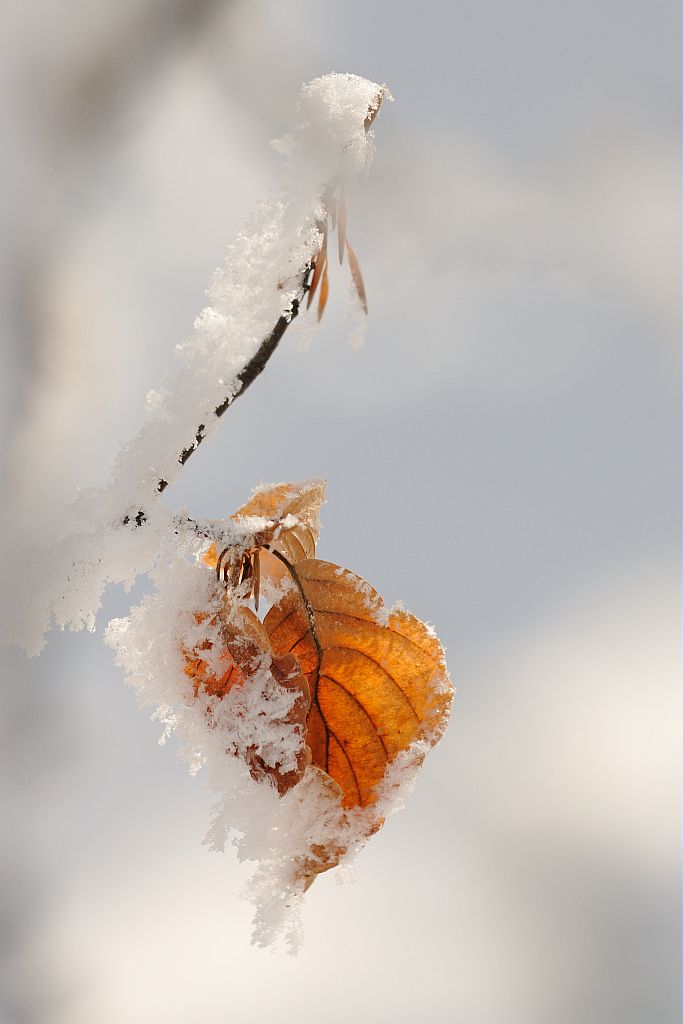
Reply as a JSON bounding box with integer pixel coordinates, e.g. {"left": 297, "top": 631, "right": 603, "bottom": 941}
{"left": 128, "top": 480, "right": 454, "bottom": 931}
{"left": 264, "top": 559, "right": 451, "bottom": 812}
{"left": 183, "top": 604, "right": 312, "bottom": 796}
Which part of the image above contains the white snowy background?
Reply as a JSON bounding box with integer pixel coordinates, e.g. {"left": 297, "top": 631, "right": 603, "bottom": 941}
{"left": 1, "top": 1, "right": 679, "bottom": 1022}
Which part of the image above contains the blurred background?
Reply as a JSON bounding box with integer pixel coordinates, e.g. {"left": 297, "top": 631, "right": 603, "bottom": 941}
{"left": 1, "top": 1, "right": 679, "bottom": 1021}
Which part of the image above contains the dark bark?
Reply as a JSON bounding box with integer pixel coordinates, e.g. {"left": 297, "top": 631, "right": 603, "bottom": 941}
{"left": 123, "top": 278, "right": 308, "bottom": 527}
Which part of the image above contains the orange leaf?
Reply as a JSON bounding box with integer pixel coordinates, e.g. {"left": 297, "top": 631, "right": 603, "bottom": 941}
{"left": 263, "top": 559, "right": 452, "bottom": 810}
{"left": 189, "top": 481, "right": 453, "bottom": 888}
{"left": 233, "top": 479, "right": 325, "bottom": 563}
{"left": 204, "top": 479, "right": 326, "bottom": 596}
{"left": 183, "top": 605, "right": 259, "bottom": 699}
{"left": 184, "top": 603, "right": 312, "bottom": 795}
{"left": 306, "top": 226, "right": 327, "bottom": 310}
{"left": 317, "top": 263, "right": 329, "bottom": 321}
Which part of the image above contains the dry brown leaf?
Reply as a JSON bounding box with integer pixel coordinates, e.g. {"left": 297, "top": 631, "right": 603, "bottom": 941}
{"left": 317, "top": 263, "right": 329, "bottom": 321}
{"left": 204, "top": 480, "right": 326, "bottom": 594}
{"left": 183, "top": 604, "right": 262, "bottom": 700}
{"left": 188, "top": 481, "right": 452, "bottom": 886}
{"left": 292, "top": 767, "right": 348, "bottom": 890}
{"left": 233, "top": 479, "right": 325, "bottom": 563}
{"left": 337, "top": 191, "right": 347, "bottom": 265}
{"left": 307, "top": 226, "right": 327, "bottom": 310}
{"left": 183, "top": 603, "right": 312, "bottom": 796}
{"left": 346, "top": 241, "right": 368, "bottom": 314}
{"left": 308, "top": 190, "right": 372, "bottom": 321}
{"left": 263, "top": 559, "right": 452, "bottom": 810}
{"left": 302, "top": 87, "right": 387, "bottom": 326}
{"left": 364, "top": 86, "right": 388, "bottom": 131}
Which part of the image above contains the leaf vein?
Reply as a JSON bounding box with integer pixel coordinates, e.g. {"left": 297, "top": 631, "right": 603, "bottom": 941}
{"left": 327, "top": 728, "right": 362, "bottom": 804}
{"left": 333, "top": 646, "right": 421, "bottom": 722}
{"left": 313, "top": 607, "right": 442, "bottom": 668}
{"left": 321, "top": 673, "right": 389, "bottom": 759}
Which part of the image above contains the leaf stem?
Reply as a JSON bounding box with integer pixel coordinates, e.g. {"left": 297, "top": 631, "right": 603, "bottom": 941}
{"left": 269, "top": 549, "right": 322, "bottom": 693}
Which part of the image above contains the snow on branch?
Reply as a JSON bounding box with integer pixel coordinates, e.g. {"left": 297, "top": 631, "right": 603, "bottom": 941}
{"left": 12, "top": 74, "right": 389, "bottom": 656}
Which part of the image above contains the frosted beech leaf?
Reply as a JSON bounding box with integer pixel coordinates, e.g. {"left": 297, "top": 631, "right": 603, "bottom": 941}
{"left": 203, "top": 479, "right": 326, "bottom": 594}
{"left": 233, "top": 479, "right": 326, "bottom": 563}
{"left": 183, "top": 603, "right": 312, "bottom": 795}
{"left": 291, "top": 768, "right": 348, "bottom": 891}
{"left": 263, "top": 559, "right": 452, "bottom": 810}
{"left": 188, "top": 480, "right": 452, "bottom": 893}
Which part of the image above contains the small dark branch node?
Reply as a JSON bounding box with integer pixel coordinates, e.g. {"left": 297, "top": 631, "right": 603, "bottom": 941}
{"left": 122, "top": 276, "right": 310, "bottom": 529}
{"left": 172, "top": 514, "right": 228, "bottom": 542}
{"left": 123, "top": 510, "right": 148, "bottom": 527}
{"left": 179, "top": 424, "right": 206, "bottom": 466}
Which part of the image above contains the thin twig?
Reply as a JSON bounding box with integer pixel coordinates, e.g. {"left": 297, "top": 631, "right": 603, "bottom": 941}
{"left": 123, "top": 270, "right": 311, "bottom": 527}
{"left": 122, "top": 84, "right": 388, "bottom": 529}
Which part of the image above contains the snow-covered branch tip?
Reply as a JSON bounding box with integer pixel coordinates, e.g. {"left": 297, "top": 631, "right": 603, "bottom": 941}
{"left": 123, "top": 288, "right": 308, "bottom": 527}
{"left": 122, "top": 78, "right": 390, "bottom": 529}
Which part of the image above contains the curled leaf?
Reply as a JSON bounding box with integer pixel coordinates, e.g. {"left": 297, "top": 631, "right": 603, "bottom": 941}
{"left": 364, "top": 85, "right": 389, "bottom": 131}
{"left": 184, "top": 604, "right": 264, "bottom": 700}
{"left": 233, "top": 479, "right": 326, "bottom": 563}
{"left": 187, "top": 481, "right": 452, "bottom": 890}
{"left": 204, "top": 479, "right": 326, "bottom": 595}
